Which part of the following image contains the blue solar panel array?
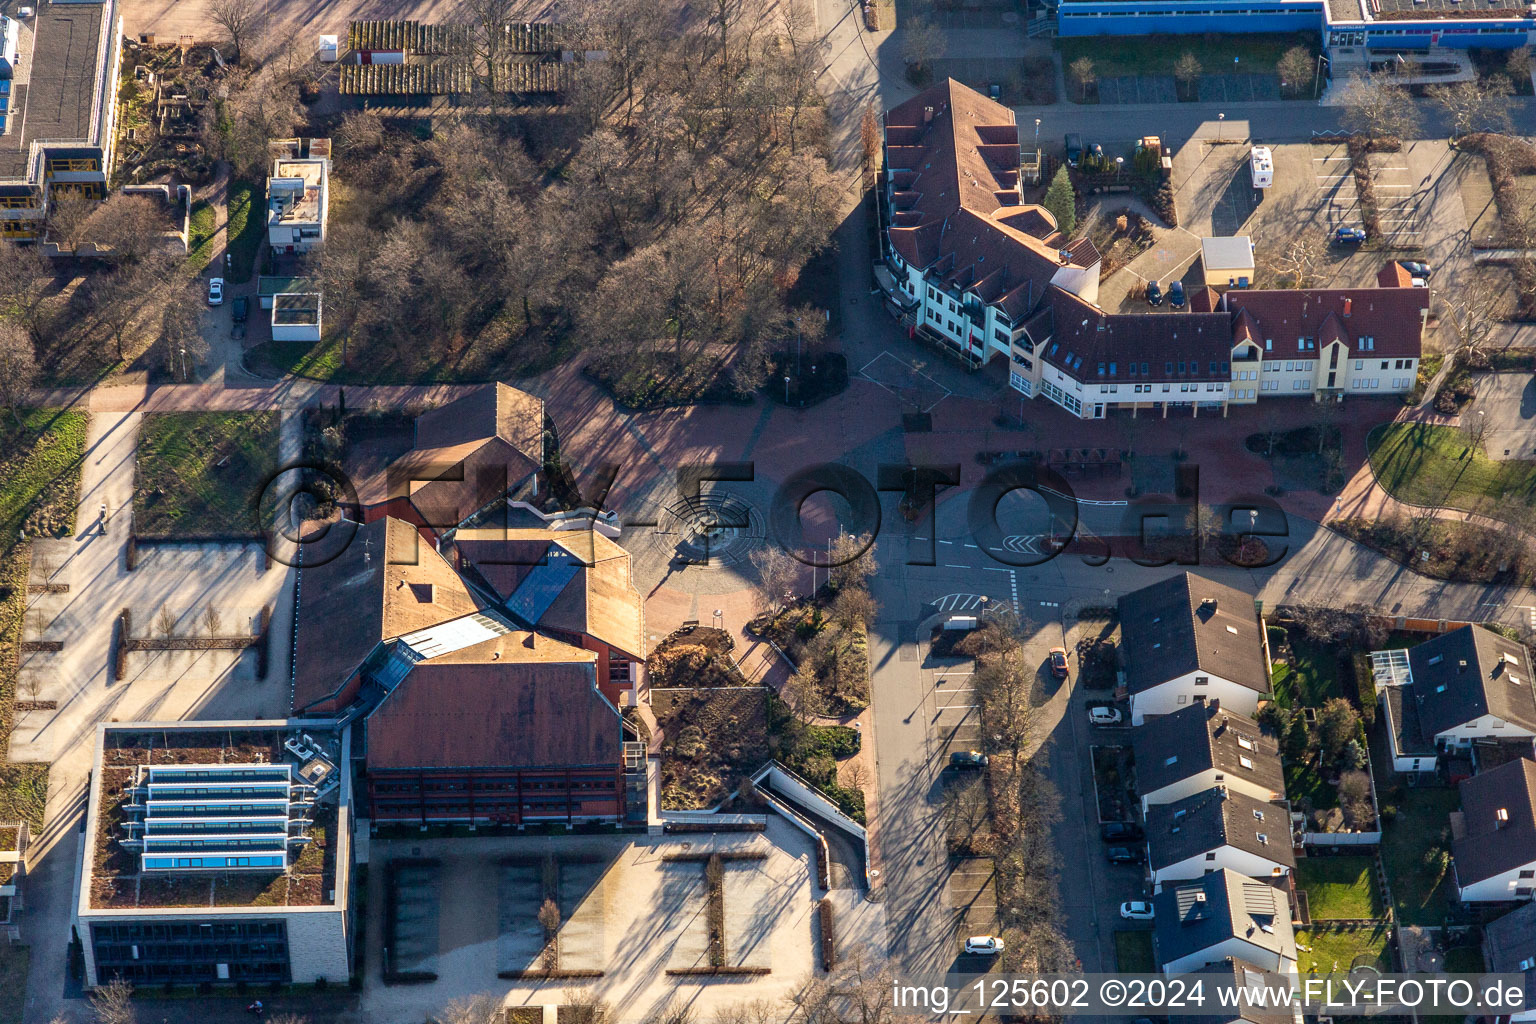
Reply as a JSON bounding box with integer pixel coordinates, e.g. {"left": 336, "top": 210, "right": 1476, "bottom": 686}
{"left": 124, "top": 764, "right": 313, "bottom": 872}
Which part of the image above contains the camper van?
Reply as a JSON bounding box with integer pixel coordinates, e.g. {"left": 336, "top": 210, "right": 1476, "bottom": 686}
{"left": 1249, "top": 146, "right": 1273, "bottom": 189}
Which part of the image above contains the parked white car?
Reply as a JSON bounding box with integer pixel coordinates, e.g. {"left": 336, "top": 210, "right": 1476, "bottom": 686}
{"left": 963, "top": 935, "right": 1005, "bottom": 955}
{"left": 1120, "top": 901, "right": 1154, "bottom": 921}
{"left": 207, "top": 277, "right": 225, "bottom": 305}
{"left": 1089, "top": 706, "right": 1123, "bottom": 726}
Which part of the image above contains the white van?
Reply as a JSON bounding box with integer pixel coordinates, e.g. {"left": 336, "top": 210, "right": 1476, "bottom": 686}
{"left": 1249, "top": 146, "right": 1274, "bottom": 189}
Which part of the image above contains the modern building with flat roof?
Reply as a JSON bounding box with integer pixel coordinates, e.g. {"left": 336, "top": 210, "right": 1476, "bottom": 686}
{"left": 75, "top": 720, "right": 353, "bottom": 988}
{"left": 0, "top": 0, "right": 123, "bottom": 240}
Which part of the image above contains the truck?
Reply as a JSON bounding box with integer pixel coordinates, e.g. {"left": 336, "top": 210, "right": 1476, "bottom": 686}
{"left": 1249, "top": 146, "right": 1274, "bottom": 189}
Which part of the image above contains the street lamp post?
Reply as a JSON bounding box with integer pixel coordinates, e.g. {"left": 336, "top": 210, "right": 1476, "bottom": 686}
{"left": 785, "top": 376, "right": 791, "bottom": 405}
{"left": 1217, "top": 112, "right": 1225, "bottom": 142}
{"left": 1115, "top": 156, "right": 1123, "bottom": 177}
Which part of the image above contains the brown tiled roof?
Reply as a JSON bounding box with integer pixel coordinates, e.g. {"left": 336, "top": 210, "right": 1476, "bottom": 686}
{"left": 1223, "top": 286, "right": 1426, "bottom": 359}
{"left": 452, "top": 527, "right": 646, "bottom": 658}
{"left": 1190, "top": 286, "right": 1221, "bottom": 313}
{"left": 293, "top": 516, "right": 484, "bottom": 712}
{"left": 885, "top": 80, "right": 1097, "bottom": 322}
{"left": 1037, "top": 288, "right": 1233, "bottom": 382}
{"left": 364, "top": 634, "right": 620, "bottom": 771}
{"left": 1378, "top": 262, "right": 1415, "bottom": 288}
{"left": 1454, "top": 757, "right": 1536, "bottom": 885}
{"left": 414, "top": 382, "right": 545, "bottom": 463}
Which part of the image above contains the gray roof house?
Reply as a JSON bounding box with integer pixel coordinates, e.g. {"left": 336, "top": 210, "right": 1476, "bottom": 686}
{"left": 1168, "top": 958, "right": 1298, "bottom": 1024}
{"left": 1370, "top": 626, "right": 1536, "bottom": 772}
{"left": 1133, "top": 702, "right": 1286, "bottom": 812}
{"left": 1483, "top": 902, "right": 1536, "bottom": 1023}
{"left": 1453, "top": 757, "right": 1536, "bottom": 903}
{"left": 1120, "top": 573, "right": 1271, "bottom": 725}
{"left": 1147, "top": 786, "right": 1295, "bottom": 891}
{"left": 1153, "top": 868, "right": 1297, "bottom": 976}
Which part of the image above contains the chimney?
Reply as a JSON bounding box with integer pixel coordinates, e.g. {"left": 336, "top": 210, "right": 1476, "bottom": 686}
{"left": 1497, "top": 807, "right": 1510, "bottom": 827}
{"left": 1343, "top": 297, "right": 1352, "bottom": 318}
{"left": 1459, "top": 659, "right": 1468, "bottom": 671}
{"left": 1202, "top": 597, "right": 1218, "bottom": 611}
{"left": 1209, "top": 698, "right": 1221, "bottom": 712}
{"left": 1058, "top": 249, "right": 1072, "bottom": 266}
{"left": 923, "top": 105, "right": 934, "bottom": 124}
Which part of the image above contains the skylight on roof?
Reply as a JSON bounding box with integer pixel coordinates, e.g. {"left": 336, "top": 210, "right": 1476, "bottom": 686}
{"left": 1226, "top": 626, "right": 1238, "bottom": 635}
{"left": 1239, "top": 756, "right": 1254, "bottom": 769}
{"left": 1237, "top": 736, "right": 1254, "bottom": 750}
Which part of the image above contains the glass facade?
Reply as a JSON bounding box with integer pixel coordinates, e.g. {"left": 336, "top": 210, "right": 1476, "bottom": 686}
{"left": 91, "top": 919, "right": 290, "bottom": 984}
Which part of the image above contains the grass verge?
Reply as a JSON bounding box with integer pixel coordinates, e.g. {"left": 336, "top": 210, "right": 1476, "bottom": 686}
{"left": 1295, "top": 856, "right": 1385, "bottom": 920}
{"left": 133, "top": 412, "right": 279, "bottom": 537}
{"left": 0, "top": 943, "right": 29, "bottom": 1024}
{"left": 226, "top": 178, "right": 263, "bottom": 282}
{"left": 1114, "top": 930, "right": 1154, "bottom": 972}
{"left": 186, "top": 199, "right": 216, "bottom": 272}
{"left": 1367, "top": 422, "right": 1536, "bottom": 513}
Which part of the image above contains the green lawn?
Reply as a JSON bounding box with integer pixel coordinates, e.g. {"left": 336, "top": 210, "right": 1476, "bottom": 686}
{"left": 1297, "top": 925, "right": 1392, "bottom": 981}
{"left": 1295, "top": 857, "right": 1385, "bottom": 920}
{"left": 1115, "top": 929, "right": 1155, "bottom": 973}
{"left": 1379, "top": 786, "right": 1460, "bottom": 925}
{"left": 1368, "top": 422, "right": 1536, "bottom": 515}
{"left": 1445, "top": 946, "right": 1485, "bottom": 973}
{"left": 0, "top": 943, "right": 29, "bottom": 1024}
{"left": 1285, "top": 750, "right": 1338, "bottom": 817}
{"left": 1270, "top": 632, "right": 1346, "bottom": 709}
{"left": 1057, "top": 32, "right": 1317, "bottom": 79}
{"left": 0, "top": 410, "right": 86, "bottom": 544}
{"left": 134, "top": 412, "right": 279, "bottom": 537}
{"left": 225, "top": 178, "right": 263, "bottom": 283}
{"left": 186, "top": 198, "right": 216, "bottom": 272}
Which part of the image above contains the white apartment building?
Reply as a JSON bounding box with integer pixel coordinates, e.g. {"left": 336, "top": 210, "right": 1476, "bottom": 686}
{"left": 268, "top": 138, "right": 331, "bottom": 255}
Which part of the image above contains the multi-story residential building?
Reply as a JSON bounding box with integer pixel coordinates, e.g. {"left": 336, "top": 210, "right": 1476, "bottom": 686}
{"left": 1370, "top": 625, "right": 1536, "bottom": 772}
{"left": 877, "top": 81, "right": 1427, "bottom": 420}
{"left": 0, "top": 0, "right": 123, "bottom": 241}
{"left": 267, "top": 139, "right": 330, "bottom": 255}
{"left": 1453, "top": 757, "right": 1536, "bottom": 903}
{"left": 1146, "top": 786, "right": 1294, "bottom": 892}
{"left": 1134, "top": 702, "right": 1287, "bottom": 813}
{"left": 1120, "top": 573, "right": 1272, "bottom": 725}
{"left": 877, "top": 79, "right": 1103, "bottom": 366}
{"left": 75, "top": 721, "right": 352, "bottom": 988}
{"left": 1011, "top": 270, "right": 1427, "bottom": 420}
{"left": 1483, "top": 902, "right": 1536, "bottom": 1023}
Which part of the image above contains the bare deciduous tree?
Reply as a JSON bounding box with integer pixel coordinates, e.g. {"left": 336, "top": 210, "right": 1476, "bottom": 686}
{"left": 1173, "top": 52, "right": 1201, "bottom": 94}
{"left": 1442, "top": 272, "right": 1504, "bottom": 364}
{"left": 434, "top": 996, "right": 502, "bottom": 1024}
{"left": 749, "top": 544, "right": 798, "bottom": 614}
{"left": 0, "top": 319, "right": 37, "bottom": 425}
{"left": 1271, "top": 237, "right": 1322, "bottom": 289}
{"left": 1278, "top": 46, "right": 1316, "bottom": 95}
{"left": 1069, "top": 56, "right": 1096, "bottom": 101}
{"left": 1339, "top": 75, "right": 1420, "bottom": 143}
{"left": 89, "top": 978, "right": 137, "bottom": 1024}
{"left": 827, "top": 531, "right": 876, "bottom": 593}
{"left": 1429, "top": 76, "right": 1514, "bottom": 139}
{"left": 208, "top": 0, "right": 263, "bottom": 61}
{"left": 900, "top": 18, "right": 946, "bottom": 77}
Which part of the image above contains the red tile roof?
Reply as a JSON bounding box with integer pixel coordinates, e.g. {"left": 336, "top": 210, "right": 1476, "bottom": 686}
{"left": 1034, "top": 288, "right": 1234, "bottom": 382}
{"left": 1223, "top": 286, "right": 1426, "bottom": 359}
{"left": 885, "top": 80, "right": 1098, "bottom": 322}
{"left": 364, "top": 634, "right": 621, "bottom": 771}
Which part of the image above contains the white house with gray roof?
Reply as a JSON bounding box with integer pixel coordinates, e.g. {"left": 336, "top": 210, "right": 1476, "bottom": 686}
{"left": 1120, "top": 573, "right": 1271, "bottom": 725}
{"left": 1133, "top": 702, "right": 1286, "bottom": 813}
{"left": 1153, "top": 868, "right": 1297, "bottom": 976}
{"left": 1147, "top": 787, "right": 1294, "bottom": 893}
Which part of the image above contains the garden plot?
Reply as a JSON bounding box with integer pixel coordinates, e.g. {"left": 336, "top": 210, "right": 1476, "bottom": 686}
{"left": 497, "top": 861, "right": 545, "bottom": 973}
{"left": 721, "top": 863, "right": 775, "bottom": 970}
{"left": 662, "top": 862, "right": 711, "bottom": 971}
{"left": 557, "top": 859, "right": 609, "bottom": 972}
{"left": 389, "top": 860, "right": 442, "bottom": 977}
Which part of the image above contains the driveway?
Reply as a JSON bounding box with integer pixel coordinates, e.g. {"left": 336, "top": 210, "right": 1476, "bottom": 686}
{"left": 1467, "top": 371, "right": 1536, "bottom": 461}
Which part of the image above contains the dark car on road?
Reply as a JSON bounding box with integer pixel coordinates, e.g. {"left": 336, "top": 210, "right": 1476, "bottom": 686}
{"left": 1105, "top": 846, "right": 1146, "bottom": 864}
{"left": 950, "top": 750, "right": 989, "bottom": 769}
{"left": 1049, "top": 647, "right": 1069, "bottom": 679}
{"left": 232, "top": 296, "right": 248, "bottom": 322}
{"left": 1101, "top": 822, "right": 1144, "bottom": 842}
{"left": 1146, "top": 281, "right": 1162, "bottom": 307}
{"left": 1168, "top": 280, "right": 1186, "bottom": 309}
{"left": 1332, "top": 226, "right": 1367, "bottom": 247}
{"left": 1399, "top": 260, "right": 1431, "bottom": 279}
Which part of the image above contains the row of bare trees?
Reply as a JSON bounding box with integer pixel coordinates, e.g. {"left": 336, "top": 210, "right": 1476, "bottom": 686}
{"left": 303, "top": 0, "right": 837, "bottom": 390}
